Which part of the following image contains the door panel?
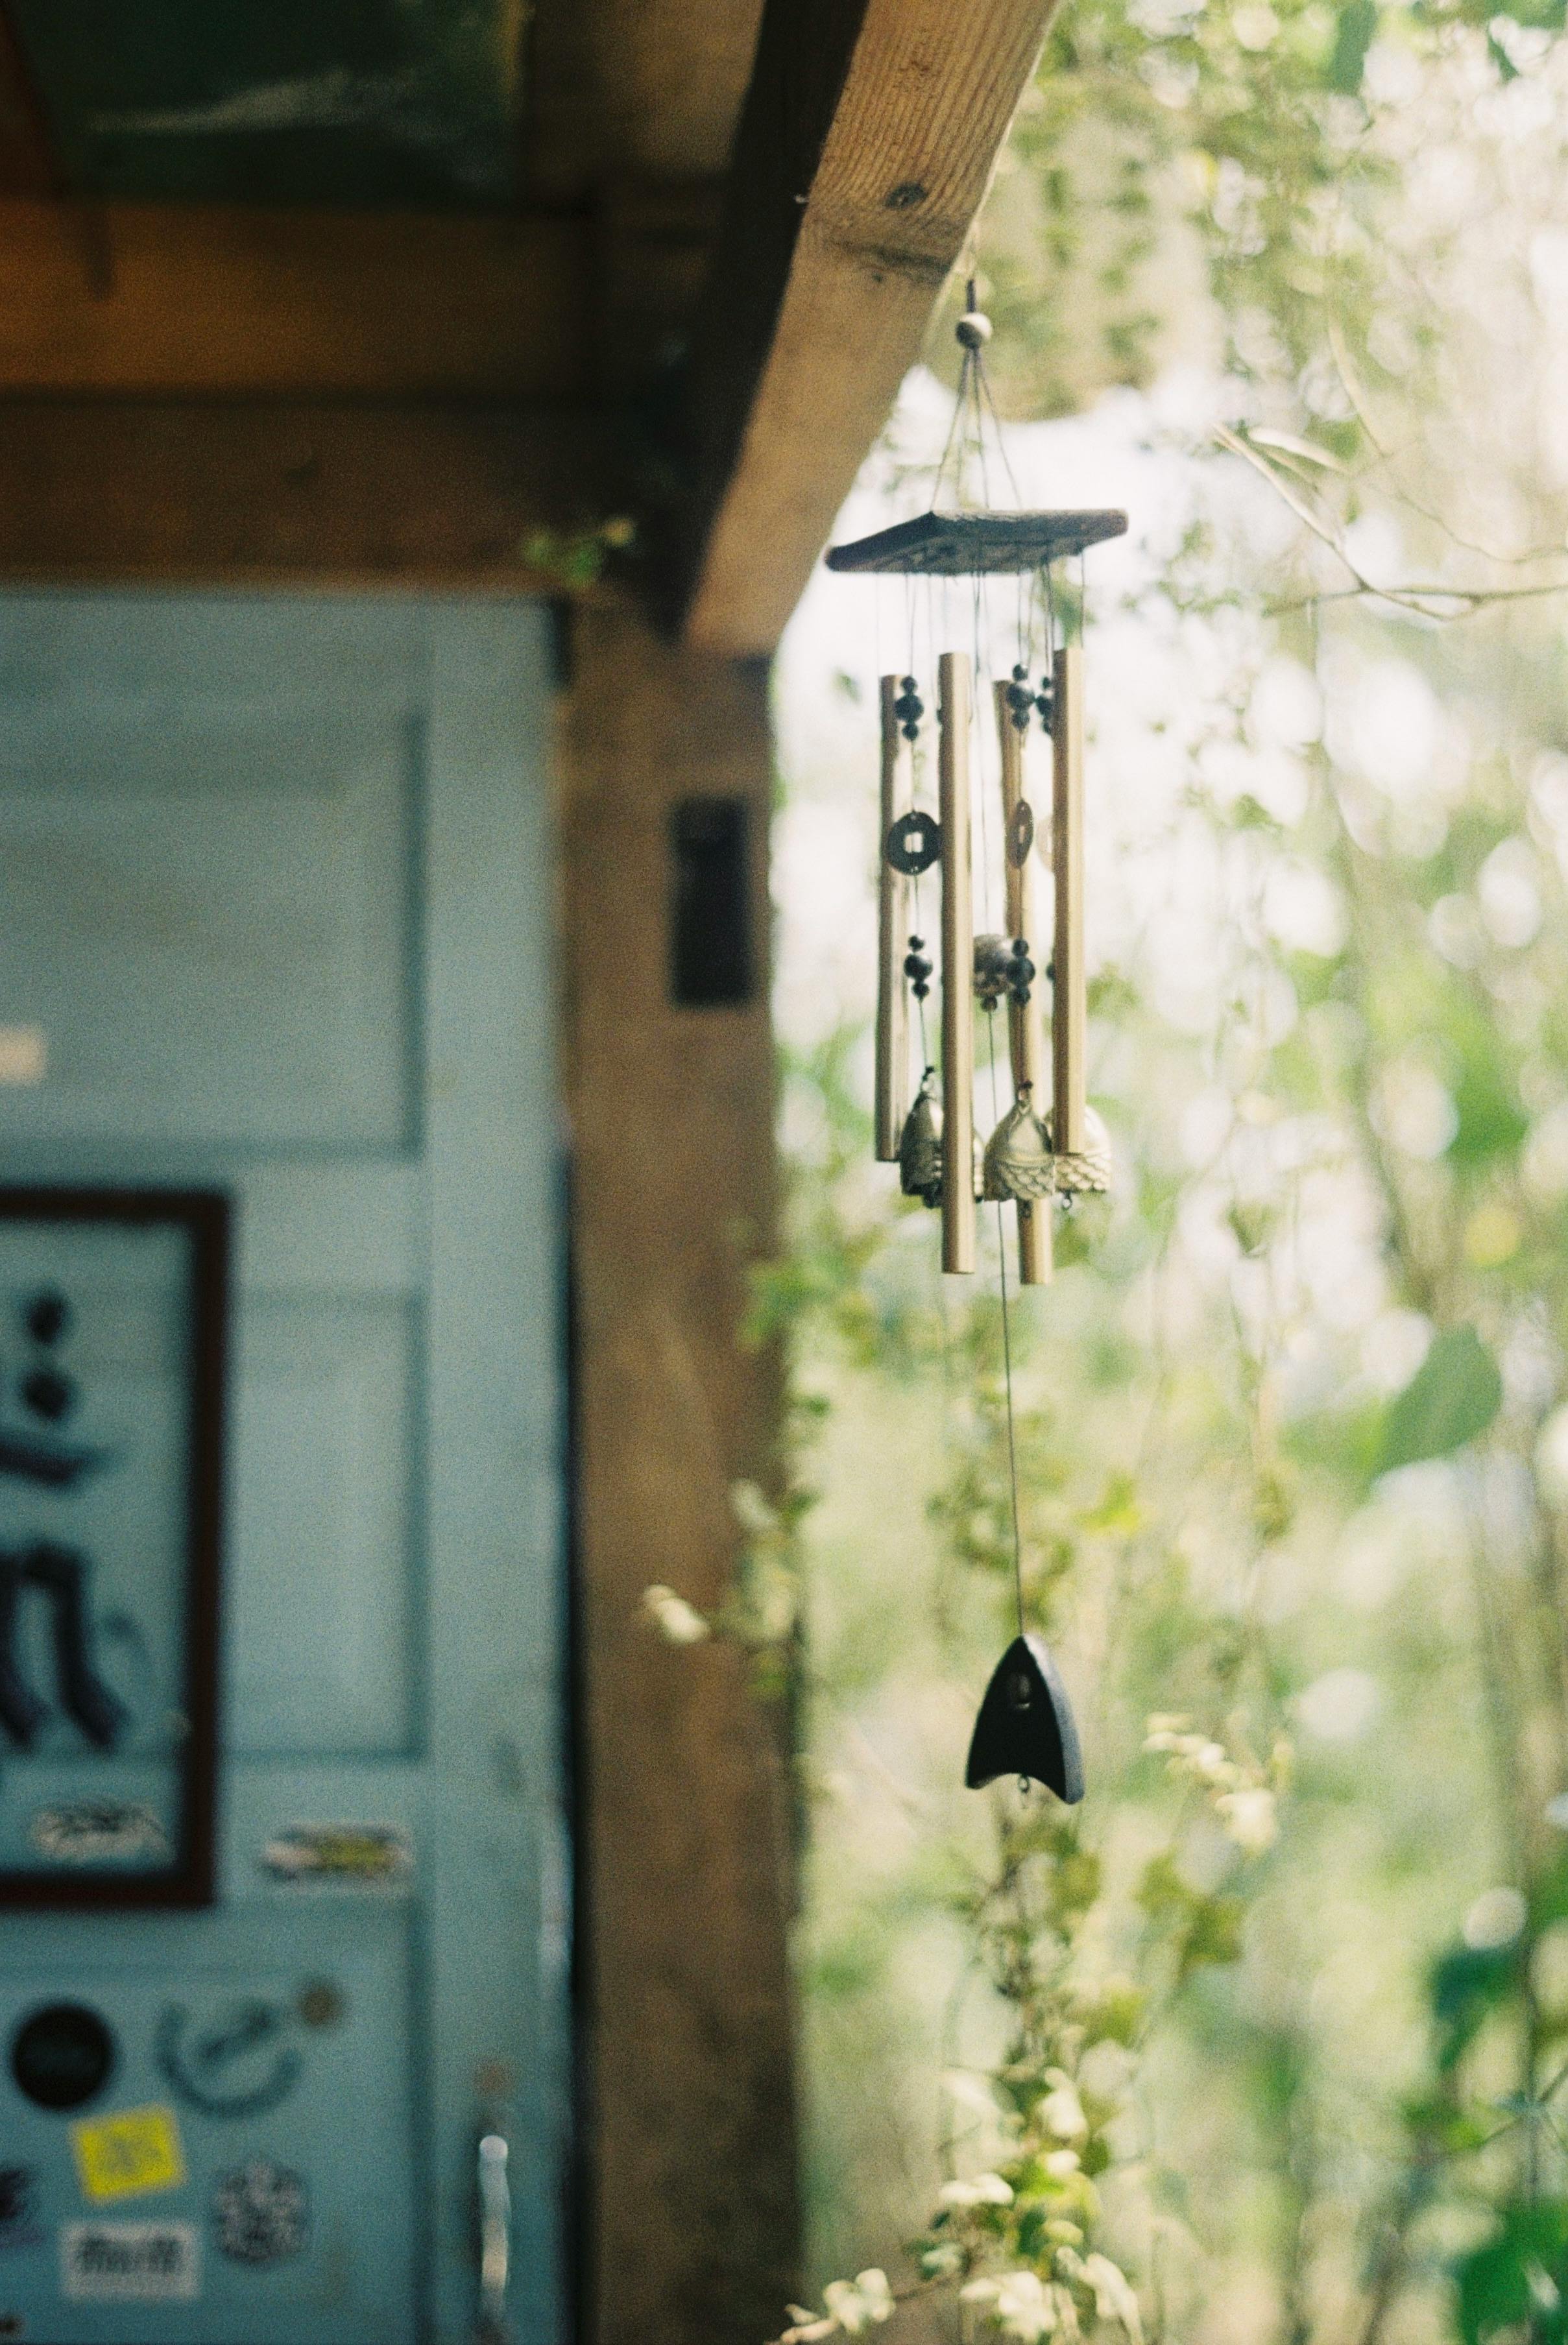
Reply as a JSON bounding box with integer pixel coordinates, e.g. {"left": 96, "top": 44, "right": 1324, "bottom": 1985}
{"left": 0, "top": 1912, "right": 417, "bottom": 2344}
{"left": 0, "top": 595, "right": 566, "bottom": 2345}
{"left": 230, "top": 1292, "right": 418, "bottom": 1755}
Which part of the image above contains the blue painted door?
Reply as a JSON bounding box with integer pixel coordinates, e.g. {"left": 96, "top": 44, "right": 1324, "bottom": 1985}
{"left": 0, "top": 595, "right": 566, "bottom": 2344}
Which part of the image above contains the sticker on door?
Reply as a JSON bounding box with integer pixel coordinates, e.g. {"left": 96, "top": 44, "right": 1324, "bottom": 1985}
{"left": 70, "top": 2107, "right": 186, "bottom": 2204}
{"left": 60, "top": 2220, "right": 199, "bottom": 2302}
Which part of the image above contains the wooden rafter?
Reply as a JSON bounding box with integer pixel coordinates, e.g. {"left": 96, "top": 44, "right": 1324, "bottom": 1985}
{"left": 677, "top": 0, "right": 1062, "bottom": 655}
{"left": 0, "top": 402, "right": 609, "bottom": 589}
{"left": 0, "top": 5, "right": 58, "bottom": 198}
{"left": 0, "top": 200, "right": 589, "bottom": 397}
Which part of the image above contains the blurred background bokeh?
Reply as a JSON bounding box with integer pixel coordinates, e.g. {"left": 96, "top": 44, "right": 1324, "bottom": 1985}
{"left": 753, "top": 9, "right": 1568, "bottom": 2338}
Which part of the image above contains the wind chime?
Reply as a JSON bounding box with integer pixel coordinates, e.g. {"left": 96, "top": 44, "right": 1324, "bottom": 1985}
{"left": 825, "top": 287, "right": 1126, "bottom": 1809}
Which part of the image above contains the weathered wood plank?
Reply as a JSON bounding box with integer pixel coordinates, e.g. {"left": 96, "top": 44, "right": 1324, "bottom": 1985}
{"left": 0, "top": 6, "right": 57, "bottom": 197}
{"left": 561, "top": 602, "right": 798, "bottom": 2345}
{"left": 0, "top": 200, "right": 590, "bottom": 394}
{"left": 0, "top": 400, "right": 609, "bottom": 586}
{"left": 680, "top": 0, "right": 1061, "bottom": 654}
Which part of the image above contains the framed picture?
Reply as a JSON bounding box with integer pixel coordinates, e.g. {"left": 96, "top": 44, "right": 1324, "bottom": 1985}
{"left": 0, "top": 1188, "right": 228, "bottom": 1908}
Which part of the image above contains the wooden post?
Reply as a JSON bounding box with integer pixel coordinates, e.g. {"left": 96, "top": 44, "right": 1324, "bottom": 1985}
{"left": 562, "top": 605, "right": 799, "bottom": 2345}
{"left": 994, "top": 680, "right": 1052, "bottom": 1287}
{"left": 939, "top": 651, "right": 974, "bottom": 1276}
{"left": 1052, "top": 643, "right": 1086, "bottom": 1157}
{"left": 875, "top": 675, "right": 911, "bottom": 1162}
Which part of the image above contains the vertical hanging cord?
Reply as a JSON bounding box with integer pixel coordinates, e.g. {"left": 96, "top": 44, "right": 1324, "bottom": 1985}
{"left": 985, "top": 1011, "right": 1028, "bottom": 1642}
{"left": 973, "top": 553, "right": 1028, "bottom": 1653}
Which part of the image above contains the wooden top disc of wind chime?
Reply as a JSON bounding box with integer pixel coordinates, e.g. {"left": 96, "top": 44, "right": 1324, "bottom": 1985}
{"left": 825, "top": 507, "right": 1128, "bottom": 575}
{"left": 827, "top": 289, "right": 1122, "bottom": 1807}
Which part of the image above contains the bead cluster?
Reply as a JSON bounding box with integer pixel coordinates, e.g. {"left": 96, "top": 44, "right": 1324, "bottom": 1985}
{"left": 1004, "top": 662, "right": 1055, "bottom": 735}
{"left": 893, "top": 675, "right": 923, "bottom": 744}
{"left": 904, "top": 935, "right": 932, "bottom": 1002}
{"left": 1004, "top": 939, "right": 1035, "bottom": 1005}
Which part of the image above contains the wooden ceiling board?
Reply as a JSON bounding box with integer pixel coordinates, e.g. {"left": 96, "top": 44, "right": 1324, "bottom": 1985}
{"left": 5, "top": 0, "right": 525, "bottom": 205}
{"left": 0, "top": 200, "right": 590, "bottom": 396}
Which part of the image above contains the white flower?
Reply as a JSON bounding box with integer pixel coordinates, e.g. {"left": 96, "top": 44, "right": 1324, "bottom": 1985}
{"left": 1043, "top": 2148, "right": 1081, "bottom": 2179}
{"left": 1215, "top": 1785, "right": 1278, "bottom": 1854}
{"left": 821, "top": 2270, "right": 893, "bottom": 2333}
{"left": 640, "top": 1584, "right": 710, "bottom": 1644}
{"left": 1080, "top": 2254, "right": 1144, "bottom": 2345}
{"left": 995, "top": 2270, "right": 1057, "bottom": 2340}
{"left": 1038, "top": 2084, "right": 1088, "bottom": 2141}
{"left": 943, "top": 2069, "right": 1002, "bottom": 2119}
{"left": 730, "top": 1479, "right": 779, "bottom": 1538}
{"left": 941, "top": 2171, "right": 1015, "bottom": 2209}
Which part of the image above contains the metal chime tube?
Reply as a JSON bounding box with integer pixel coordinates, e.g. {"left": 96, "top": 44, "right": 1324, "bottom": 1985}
{"left": 939, "top": 651, "right": 975, "bottom": 1275}
{"left": 875, "top": 675, "right": 911, "bottom": 1162}
{"left": 1052, "top": 643, "right": 1087, "bottom": 1157}
{"left": 993, "top": 680, "right": 1052, "bottom": 1287}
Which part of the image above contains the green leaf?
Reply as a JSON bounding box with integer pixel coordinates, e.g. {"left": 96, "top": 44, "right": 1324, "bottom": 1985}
{"left": 1456, "top": 2199, "right": 1568, "bottom": 2345}
{"left": 1430, "top": 1941, "right": 1519, "bottom": 2071}
{"left": 1327, "top": 0, "right": 1379, "bottom": 90}
{"left": 1375, "top": 1327, "right": 1502, "bottom": 1475}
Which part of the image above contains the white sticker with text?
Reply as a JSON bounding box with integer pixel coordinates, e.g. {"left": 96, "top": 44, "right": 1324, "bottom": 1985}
{"left": 60, "top": 2219, "right": 200, "bottom": 2302}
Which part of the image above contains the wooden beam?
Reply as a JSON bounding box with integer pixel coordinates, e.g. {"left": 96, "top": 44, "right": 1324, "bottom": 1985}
{"left": 561, "top": 603, "right": 797, "bottom": 2345}
{"left": 0, "top": 201, "right": 590, "bottom": 396}
{"left": 679, "top": 0, "right": 1060, "bottom": 655}
{"left": 0, "top": 7, "right": 58, "bottom": 198}
{"left": 0, "top": 401, "right": 610, "bottom": 589}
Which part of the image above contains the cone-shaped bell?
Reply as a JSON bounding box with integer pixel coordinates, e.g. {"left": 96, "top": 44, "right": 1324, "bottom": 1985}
{"left": 983, "top": 1094, "right": 1056, "bottom": 1202}
{"left": 1043, "top": 1103, "right": 1113, "bottom": 1197}
{"left": 965, "top": 1633, "right": 1084, "bottom": 1802}
{"left": 899, "top": 1079, "right": 944, "bottom": 1208}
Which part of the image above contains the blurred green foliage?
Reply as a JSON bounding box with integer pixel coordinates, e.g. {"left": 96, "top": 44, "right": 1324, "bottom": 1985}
{"left": 758, "top": 0, "right": 1568, "bottom": 2339}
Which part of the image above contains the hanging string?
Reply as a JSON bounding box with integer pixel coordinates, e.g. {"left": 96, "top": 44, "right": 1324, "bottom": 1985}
{"left": 984, "top": 1011, "right": 1028, "bottom": 1646}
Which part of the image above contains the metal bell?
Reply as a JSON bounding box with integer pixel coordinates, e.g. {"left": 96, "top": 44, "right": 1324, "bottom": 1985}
{"left": 899, "top": 1076, "right": 943, "bottom": 1209}
{"left": 1043, "top": 1103, "right": 1113, "bottom": 1198}
{"left": 965, "top": 1633, "right": 1084, "bottom": 1803}
{"left": 982, "top": 1090, "right": 1056, "bottom": 1203}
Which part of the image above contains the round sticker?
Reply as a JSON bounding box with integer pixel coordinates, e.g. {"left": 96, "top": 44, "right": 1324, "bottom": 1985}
{"left": 10, "top": 2002, "right": 115, "bottom": 2111}
{"left": 213, "top": 2161, "right": 309, "bottom": 2267}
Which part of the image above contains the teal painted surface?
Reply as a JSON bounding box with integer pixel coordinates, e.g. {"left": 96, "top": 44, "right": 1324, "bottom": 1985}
{"left": 8, "top": 2, "right": 520, "bottom": 206}
{"left": 0, "top": 595, "right": 567, "bottom": 2345}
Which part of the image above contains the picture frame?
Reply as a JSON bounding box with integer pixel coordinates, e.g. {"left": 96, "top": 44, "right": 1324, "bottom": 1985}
{"left": 0, "top": 1187, "right": 228, "bottom": 1909}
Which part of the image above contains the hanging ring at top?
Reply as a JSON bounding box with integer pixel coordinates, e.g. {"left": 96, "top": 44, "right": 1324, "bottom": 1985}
{"left": 886, "top": 810, "right": 941, "bottom": 876}
{"left": 1007, "top": 800, "right": 1035, "bottom": 868}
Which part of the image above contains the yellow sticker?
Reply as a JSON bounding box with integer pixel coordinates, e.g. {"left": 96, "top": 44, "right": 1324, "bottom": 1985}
{"left": 71, "top": 2106, "right": 186, "bottom": 2205}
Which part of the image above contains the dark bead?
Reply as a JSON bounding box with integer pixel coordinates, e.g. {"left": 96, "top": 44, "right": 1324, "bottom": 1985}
{"left": 912, "top": 981, "right": 930, "bottom": 1002}
{"left": 1013, "top": 939, "right": 1028, "bottom": 954}
{"left": 22, "top": 1365, "right": 75, "bottom": 1423}
{"left": 900, "top": 675, "right": 917, "bottom": 693}
{"left": 24, "top": 1290, "right": 69, "bottom": 1346}
{"left": 1011, "top": 663, "right": 1028, "bottom": 681}
{"left": 901, "top": 723, "right": 919, "bottom": 741}
{"left": 1011, "top": 710, "right": 1030, "bottom": 732}
{"left": 908, "top": 934, "right": 924, "bottom": 949}
{"left": 1006, "top": 682, "right": 1031, "bottom": 712}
